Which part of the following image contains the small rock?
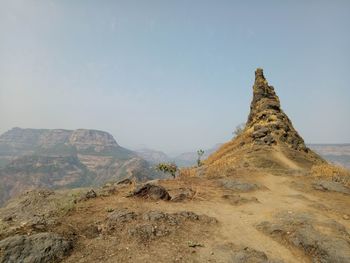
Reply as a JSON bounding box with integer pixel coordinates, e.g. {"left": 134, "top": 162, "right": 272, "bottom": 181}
{"left": 343, "top": 215, "right": 349, "bottom": 220}
{"left": 188, "top": 241, "right": 204, "bottom": 248}
{"left": 86, "top": 189, "right": 97, "bottom": 199}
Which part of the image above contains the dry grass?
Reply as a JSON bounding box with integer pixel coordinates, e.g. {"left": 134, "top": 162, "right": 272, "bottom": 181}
{"left": 311, "top": 164, "right": 350, "bottom": 187}
{"left": 179, "top": 168, "right": 197, "bottom": 178}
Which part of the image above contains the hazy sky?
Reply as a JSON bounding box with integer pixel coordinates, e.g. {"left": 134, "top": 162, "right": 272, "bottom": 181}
{"left": 1, "top": 1, "right": 349, "bottom": 155}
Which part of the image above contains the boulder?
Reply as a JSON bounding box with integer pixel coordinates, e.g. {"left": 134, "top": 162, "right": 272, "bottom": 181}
{"left": 132, "top": 183, "right": 171, "bottom": 201}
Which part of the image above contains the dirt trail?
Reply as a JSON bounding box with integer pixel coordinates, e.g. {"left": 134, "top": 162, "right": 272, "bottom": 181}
{"left": 52, "top": 172, "right": 350, "bottom": 262}
{"left": 272, "top": 147, "right": 301, "bottom": 170}
{"left": 161, "top": 174, "right": 312, "bottom": 262}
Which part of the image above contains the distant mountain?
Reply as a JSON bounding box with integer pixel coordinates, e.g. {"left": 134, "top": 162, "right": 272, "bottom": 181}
{"left": 173, "top": 144, "right": 222, "bottom": 167}
{"left": 135, "top": 148, "right": 170, "bottom": 164}
{"left": 308, "top": 144, "right": 350, "bottom": 169}
{"left": 135, "top": 144, "right": 222, "bottom": 167}
{"left": 0, "top": 128, "right": 157, "bottom": 206}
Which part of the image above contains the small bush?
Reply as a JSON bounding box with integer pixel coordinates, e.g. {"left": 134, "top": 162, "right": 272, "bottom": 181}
{"left": 233, "top": 123, "right": 245, "bottom": 138}
{"left": 156, "top": 163, "right": 178, "bottom": 178}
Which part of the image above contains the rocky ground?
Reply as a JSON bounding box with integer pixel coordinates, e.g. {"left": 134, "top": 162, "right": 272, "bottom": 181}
{"left": 0, "top": 168, "right": 349, "bottom": 263}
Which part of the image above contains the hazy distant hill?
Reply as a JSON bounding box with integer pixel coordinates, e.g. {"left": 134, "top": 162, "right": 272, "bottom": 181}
{"left": 135, "top": 148, "right": 170, "bottom": 164}
{"left": 135, "top": 144, "right": 222, "bottom": 167}
{"left": 309, "top": 144, "right": 350, "bottom": 169}
{"left": 173, "top": 144, "right": 223, "bottom": 167}
{"left": 0, "top": 128, "right": 157, "bottom": 206}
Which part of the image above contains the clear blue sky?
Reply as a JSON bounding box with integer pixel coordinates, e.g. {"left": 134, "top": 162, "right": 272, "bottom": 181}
{"left": 1, "top": 0, "right": 349, "bottom": 155}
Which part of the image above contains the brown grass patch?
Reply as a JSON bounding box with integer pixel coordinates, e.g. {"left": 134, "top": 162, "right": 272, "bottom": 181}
{"left": 311, "top": 164, "right": 350, "bottom": 187}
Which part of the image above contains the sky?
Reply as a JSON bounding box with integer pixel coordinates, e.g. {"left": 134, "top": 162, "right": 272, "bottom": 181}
{"left": 0, "top": 0, "right": 349, "bottom": 155}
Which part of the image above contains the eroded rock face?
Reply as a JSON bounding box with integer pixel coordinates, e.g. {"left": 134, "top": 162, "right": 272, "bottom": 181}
{"left": 68, "top": 129, "right": 118, "bottom": 152}
{"left": 0, "top": 232, "right": 72, "bottom": 263}
{"left": 246, "top": 68, "right": 308, "bottom": 152}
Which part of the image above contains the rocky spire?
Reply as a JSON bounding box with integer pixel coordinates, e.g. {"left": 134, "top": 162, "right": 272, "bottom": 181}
{"left": 246, "top": 68, "right": 307, "bottom": 152}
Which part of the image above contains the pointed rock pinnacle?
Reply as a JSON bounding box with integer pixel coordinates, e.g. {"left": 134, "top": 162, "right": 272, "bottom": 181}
{"left": 246, "top": 68, "right": 307, "bottom": 152}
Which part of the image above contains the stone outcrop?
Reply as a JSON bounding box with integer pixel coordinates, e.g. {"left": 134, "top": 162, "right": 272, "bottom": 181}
{"left": 246, "top": 68, "right": 308, "bottom": 151}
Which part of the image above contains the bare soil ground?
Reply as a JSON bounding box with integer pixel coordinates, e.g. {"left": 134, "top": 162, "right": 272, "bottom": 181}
{"left": 40, "top": 170, "right": 350, "bottom": 263}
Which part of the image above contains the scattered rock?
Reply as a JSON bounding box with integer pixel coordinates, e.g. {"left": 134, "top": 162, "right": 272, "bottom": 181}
{"left": 0, "top": 232, "right": 72, "bottom": 263}
{"left": 85, "top": 189, "right": 97, "bottom": 199}
{"left": 131, "top": 183, "right": 171, "bottom": 201}
{"left": 128, "top": 224, "right": 170, "bottom": 241}
{"left": 257, "top": 211, "right": 350, "bottom": 262}
{"left": 313, "top": 180, "right": 350, "bottom": 195}
{"left": 343, "top": 215, "right": 349, "bottom": 220}
{"left": 142, "top": 211, "right": 167, "bottom": 221}
{"left": 142, "top": 210, "right": 217, "bottom": 225}
{"left": 173, "top": 211, "right": 200, "bottom": 221}
{"left": 107, "top": 209, "right": 138, "bottom": 225}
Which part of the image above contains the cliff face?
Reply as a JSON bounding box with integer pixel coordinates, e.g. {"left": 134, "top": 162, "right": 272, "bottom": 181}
{"left": 0, "top": 128, "right": 156, "bottom": 206}
{"left": 203, "top": 68, "right": 324, "bottom": 176}
{"left": 0, "top": 128, "right": 123, "bottom": 158}
{"left": 68, "top": 129, "right": 119, "bottom": 152}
